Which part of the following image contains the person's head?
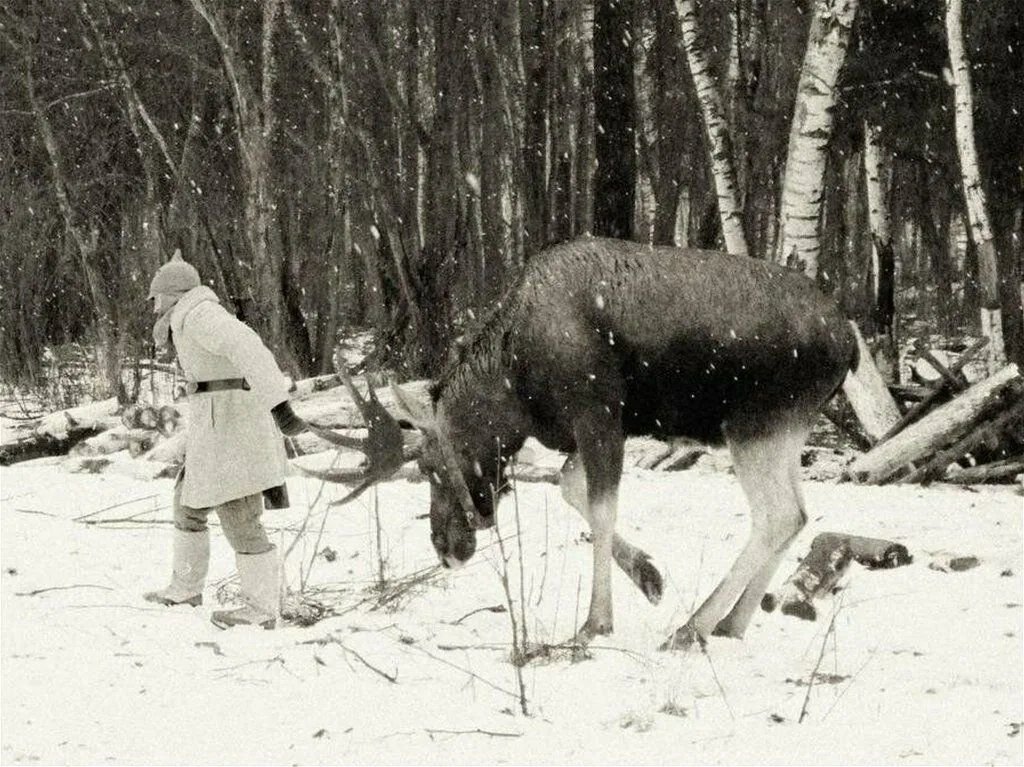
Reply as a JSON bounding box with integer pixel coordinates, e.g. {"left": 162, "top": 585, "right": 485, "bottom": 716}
{"left": 148, "top": 249, "right": 200, "bottom": 315}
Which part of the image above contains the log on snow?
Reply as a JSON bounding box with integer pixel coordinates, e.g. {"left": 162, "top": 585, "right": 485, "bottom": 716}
{"left": 943, "top": 457, "right": 1024, "bottom": 484}
{"left": 899, "top": 396, "right": 1024, "bottom": 484}
{"left": 292, "top": 378, "right": 432, "bottom": 430}
{"left": 877, "top": 338, "right": 989, "bottom": 444}
{"left": 846, "top": 364, "right": 1020, "bottom": 484}
{"left": 766, "top": 532, "right": 912, "bottom": 621}
{"left": 0, "top": 425, "right": 106, "bottom": 466}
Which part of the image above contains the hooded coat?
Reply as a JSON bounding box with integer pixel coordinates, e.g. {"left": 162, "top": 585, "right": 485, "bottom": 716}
{"left": 169, "top": 286, "right": 290, "bottom": 508}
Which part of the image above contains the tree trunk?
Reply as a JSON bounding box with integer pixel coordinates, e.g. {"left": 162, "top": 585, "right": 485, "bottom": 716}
{"left": 840, "top": 319, "right": 901, "bottom": 443}
{"left": 479, "top": 2, "right": 509, "bottom": 302}
{"left": 863, "top": 123, "right": 897, "bottom": 375}
{"left": 674, "top": 0, "right": 748, "bottom": 255}
{"left": 24, "top": 56, "right": 125, "bottom": 402}
{"left": 572, "top": 0, "right": 595, "bottom": 238}
{"left": 546, "top": 0, "right": 575, "bottom": 245}
{"left": 776, "top": 0, "right": 858, "bottom": 278}
{"left": 945, "top": 0, "right": 1007, "bottom": 373}
{"left": 520, "top": 0, "right": 548, "bottom": 255}
{"left": 648, "top": 0, "right": 686, "bottom": 246}
{"left": 593, "top": 0, "right": 636, "bottom": 240}
{"left": 190, "top": 0, "right": 290, "bottom": 365}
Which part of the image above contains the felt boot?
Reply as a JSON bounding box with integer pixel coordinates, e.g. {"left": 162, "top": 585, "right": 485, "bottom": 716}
{"left": 143, "top": 528, "right": 209, "bottom": 607}
{"left": 210, "top": 547, "right": 281, "bottom": 630}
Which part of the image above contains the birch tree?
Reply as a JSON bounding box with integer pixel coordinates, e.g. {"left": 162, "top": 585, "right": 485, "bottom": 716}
{"left": 674, "top": 0, "right": 748, "bottom": 255}
{"left": 863, "top": 122, "right": 895, "bottom": 370}
{"left": 945, "top": 0, "right": 1006, "bottom": 371}
{"left": 777, "top": 0, "right": 858, "bottom": 278}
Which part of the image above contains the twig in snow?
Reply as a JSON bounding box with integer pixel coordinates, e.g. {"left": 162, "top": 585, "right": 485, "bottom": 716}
{"left": 492, "top": 481, "right": 530, "bottom": 715}
{"left": 12, "top": 507, "right": 58, "bottom": 518}
{"left": 823, "top": 648, "right": 877, "bottom": 721}
{"left": 15, "top": 584, "right": 113, "bottom": 597}
{"left": 315, "top": 635, "right": 398, "bottom": 684}
{"left": 450, "top": 605, "right": 508, "bottom": 625}
{"left": 799, "top": 596, "right": 844, "bottom": 724}
{"left": 78, "top": 506, "right": 169, "bottom": 526}
{"left": 534, "top": 493, "right": 550, "bottom": 607}
{"left": 73, "top": 494, "right": 159, "bottom": 522}
{"left": 401, "top": 643, "right": 519, "bottom": 700}
{"left": 284, "top": 448, "right": 344, "bottom": 561}
{"left": 300, "top": 634, "right": 398, "bottom": 683}
{"left": 699, "top": 642, "right": 734, "bottom": 720}
{"left": 425, "top": 728, "right": 522, "bottom": 739}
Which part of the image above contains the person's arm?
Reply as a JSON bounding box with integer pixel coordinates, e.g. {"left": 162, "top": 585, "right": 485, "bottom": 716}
{"left": 180, "top": 302, "right": 293, "bottom": 415}
{"left": 270, "top": 401, "right": 306, "bottom": 436}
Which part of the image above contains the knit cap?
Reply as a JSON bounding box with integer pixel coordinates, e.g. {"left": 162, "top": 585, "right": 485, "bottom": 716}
{"left": 148, "top": 249, "right": 201, "bottom": 299}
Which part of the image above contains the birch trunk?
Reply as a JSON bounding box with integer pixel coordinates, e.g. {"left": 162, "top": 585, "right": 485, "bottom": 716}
{"left": 777, "top": 0, "right": 858, "bottom": 277}
{"left": 863, "top": 123, "right": 896, "bottom": 375}
{"left": 674, "top": 0, "right": 748, "bottom": 256}
{"left": 945, "top": 0, "right": 1006, "bottom": 372}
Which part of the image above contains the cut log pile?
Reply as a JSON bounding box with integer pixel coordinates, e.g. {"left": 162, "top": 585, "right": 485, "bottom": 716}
{"left": 846, "top": 357, "right": 1024, "bottom": 485}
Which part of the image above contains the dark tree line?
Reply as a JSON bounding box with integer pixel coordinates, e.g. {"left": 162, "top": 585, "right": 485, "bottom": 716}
{"left": 1, "top": 0, "right": 1021, "bottom": 401}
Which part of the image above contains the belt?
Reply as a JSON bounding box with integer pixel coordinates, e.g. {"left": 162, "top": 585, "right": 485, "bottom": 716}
{"left": 188, "top": 378, "right": 250, "bottom": 394}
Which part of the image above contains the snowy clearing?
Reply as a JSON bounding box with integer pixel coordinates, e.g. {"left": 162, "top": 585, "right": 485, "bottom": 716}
{"left": 1, "top": 455, "right": 1021, "bottom": 765}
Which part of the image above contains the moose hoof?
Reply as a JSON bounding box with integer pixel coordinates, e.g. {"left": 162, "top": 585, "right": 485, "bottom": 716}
{"left": 710, "top": 618, "right": 745, "bottom": 639}
{"left": 660, "top": 623, "right": 707, "bottom": 652}
{"left": 573, "top": 618, "right": 613, "bottom": 645}
{"left": 780, "top": 598, "right": 817, "bottom": 622}
{"left": 632, "top": 556, "right": 664, "bottom": 605}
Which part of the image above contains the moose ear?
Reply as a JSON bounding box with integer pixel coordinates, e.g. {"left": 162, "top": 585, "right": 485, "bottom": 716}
{"left": 389, "top": 382, "right": 434, "bottom": 432}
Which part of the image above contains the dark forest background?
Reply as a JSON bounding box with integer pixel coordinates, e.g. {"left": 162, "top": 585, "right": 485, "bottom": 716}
{"left": 1, "top": 0, "right": 1021, "bottom": 404}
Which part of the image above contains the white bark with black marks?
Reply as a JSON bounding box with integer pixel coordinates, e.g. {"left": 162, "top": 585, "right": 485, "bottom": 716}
{"left": 674, "top": 0, "right": 749, "bottom": 256}
{"left": 777, "top": 0, "right": 858, "bottom": 277}
{"left": 945, "top": 0, "right": 1006, "bottom": 372}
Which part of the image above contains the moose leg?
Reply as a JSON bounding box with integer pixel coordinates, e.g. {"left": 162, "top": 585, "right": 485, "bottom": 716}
{"left": 559, "top": 454, "right": 663, "bottom": 604}
{"left": 664, "top": 423, "right": 808, "bottom": 649}
{"left": 713, "top": 457, "right": 806, "bottom": 637}
{"left": 571, "top": 412, "right": 625, "bottom": 641}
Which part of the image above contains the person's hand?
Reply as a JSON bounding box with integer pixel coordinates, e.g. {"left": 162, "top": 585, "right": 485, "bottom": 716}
{"left": 271, "top": 401, "right": 308, "bottom": 437}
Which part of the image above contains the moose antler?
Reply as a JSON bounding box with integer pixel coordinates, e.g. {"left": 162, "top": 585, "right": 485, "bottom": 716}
{"left": 300, "top": 367, "right": 410, "bottom": 505}
{"left": 389, "top": 383, "right": 485, "bottom": 528}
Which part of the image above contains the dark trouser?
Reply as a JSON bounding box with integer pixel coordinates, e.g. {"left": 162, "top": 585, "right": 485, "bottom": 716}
{"left": 172, "top": 480, "right": 272, "bottom": 555}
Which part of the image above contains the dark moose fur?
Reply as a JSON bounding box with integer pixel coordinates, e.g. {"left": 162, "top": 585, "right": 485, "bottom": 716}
{"left": 418, "top": 238, "right": 858, "bottom": 575}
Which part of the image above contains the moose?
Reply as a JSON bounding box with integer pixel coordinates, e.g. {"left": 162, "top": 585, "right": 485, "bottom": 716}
{"left": 314, "top": 237, "right": 858, "bottom": 649}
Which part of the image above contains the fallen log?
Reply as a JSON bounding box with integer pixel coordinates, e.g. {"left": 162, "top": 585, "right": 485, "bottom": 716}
{"left": 840, "top": 324, "right": 901, "bottom": 443}
{"left": 846, "top": 364, "right": 1020, "bottom": 484}
{"left": 943, "top": 457, "right": 1024, "bottom": 485}
{"left": 899, "top": 396, "right": 1024, "bottom": 484}
{"left": 876, "top": 338, "right": 989, "bottom": 445}
{"left": 765, "top": 532, "right": 912, "bottom": 620}
{"left": 292, "top": 378, "right": 432, "bottom": 430}
{"left": 0, "top": 425, "right": 106, "bottom": 466}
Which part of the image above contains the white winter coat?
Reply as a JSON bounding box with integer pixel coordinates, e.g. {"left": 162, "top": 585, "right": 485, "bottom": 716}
{"left": 169, "top": 286, "right": 290, "bottom": 508}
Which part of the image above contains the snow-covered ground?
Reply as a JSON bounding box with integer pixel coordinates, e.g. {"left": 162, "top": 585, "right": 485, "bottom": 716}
{"left": 2, "top": 452, "right": 1021, "bottom": 765}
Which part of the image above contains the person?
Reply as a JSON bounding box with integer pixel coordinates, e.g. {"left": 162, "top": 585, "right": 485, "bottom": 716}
{"left": 142, "top": 250, "right": 308, "bottom": 629}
